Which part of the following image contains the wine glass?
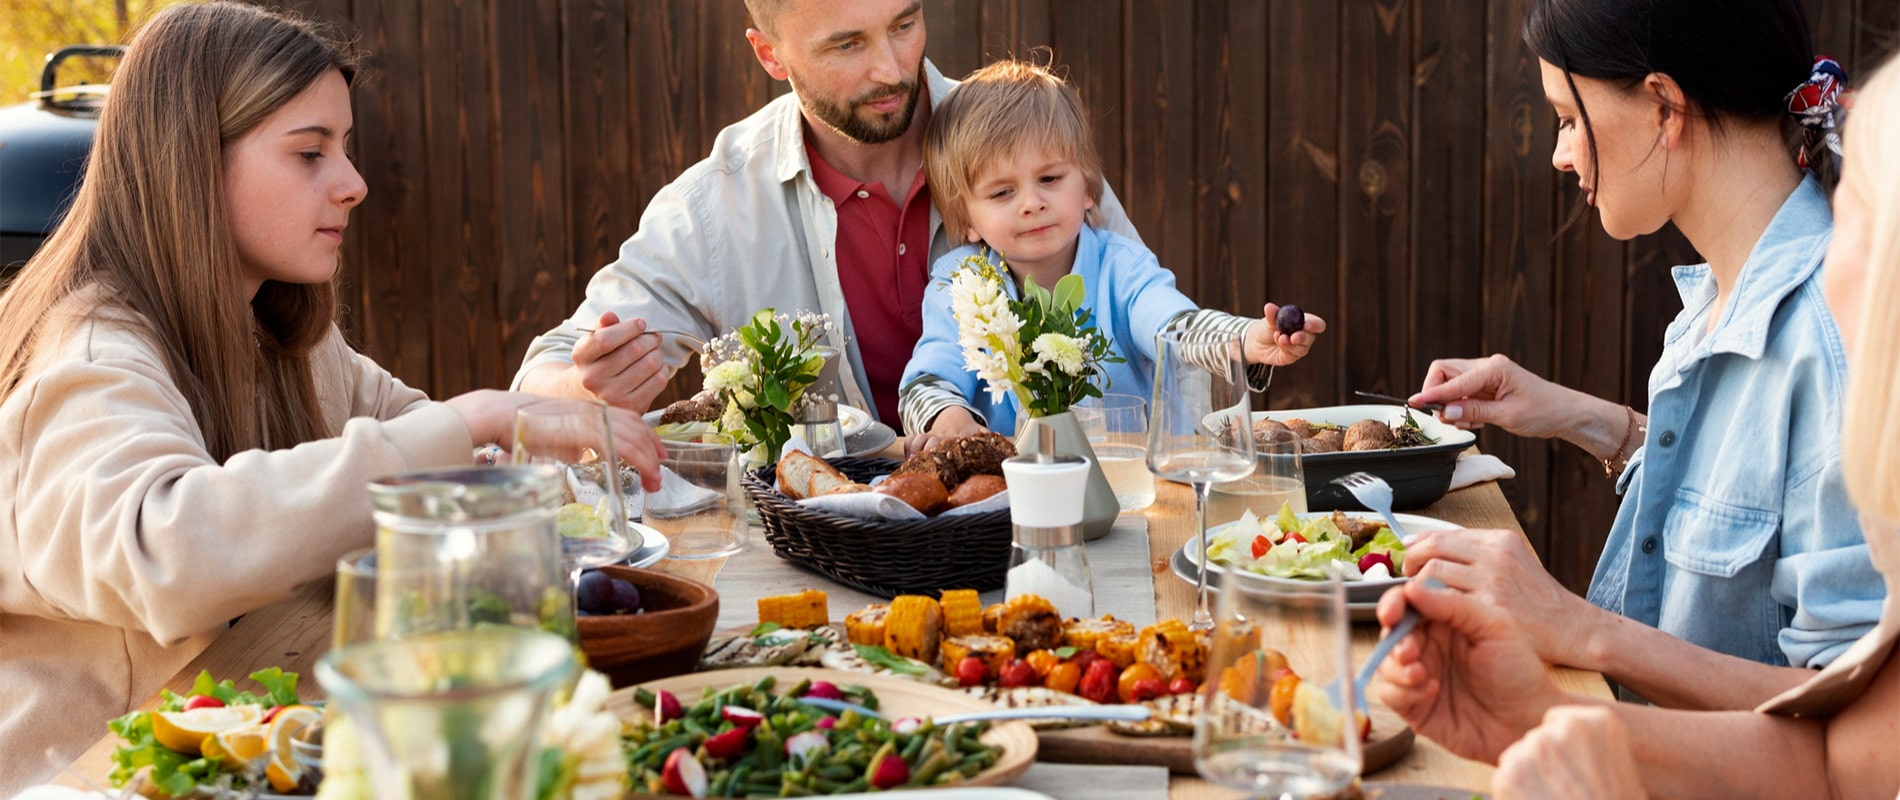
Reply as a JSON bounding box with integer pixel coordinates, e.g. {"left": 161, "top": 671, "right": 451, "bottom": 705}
{"left": 512, "top": 399, "right": 635, "bottom": 588}
{"left": 1147, "top": 330, "right": 1257, "bottom": 629}
{"left": 1209, "top": 427, "right": 1306, "bottom": 528}
{"left": 1196, "top": 570, "right": 1360, "bottom": 799}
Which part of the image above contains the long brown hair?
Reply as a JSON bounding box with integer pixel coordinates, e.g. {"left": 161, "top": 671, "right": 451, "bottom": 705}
{"left": 0, "top": 2, "right": 360, "bottom": 460}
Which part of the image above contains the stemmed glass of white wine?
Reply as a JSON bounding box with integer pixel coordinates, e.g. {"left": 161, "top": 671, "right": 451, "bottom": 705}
{"left": 1147, "top": 330, "right": 1257, "bottom": 630}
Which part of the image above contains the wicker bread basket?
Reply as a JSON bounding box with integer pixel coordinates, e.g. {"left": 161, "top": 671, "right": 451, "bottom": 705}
{"left": 741, "top": 457, "right": 1012, "bottom": 598}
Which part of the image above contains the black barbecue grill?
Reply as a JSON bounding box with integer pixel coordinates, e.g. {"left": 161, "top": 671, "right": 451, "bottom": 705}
{"left": 0, "top": 45, "right": 123, "bottom": 280}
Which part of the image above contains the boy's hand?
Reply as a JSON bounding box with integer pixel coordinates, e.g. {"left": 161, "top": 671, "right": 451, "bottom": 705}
{"left": 906, "top": 407, "right": 988, "bottom": 457}
{"left": 1244, "top": 303, "right": 1326, "bottom": 366}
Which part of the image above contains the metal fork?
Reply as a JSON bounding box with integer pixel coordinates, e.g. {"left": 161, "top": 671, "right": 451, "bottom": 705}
{"left": 1333, "top": 471, "right": 1413, "bottom": 544}
{"left": 573, "top": 326, "right": 707, "bottom": 350}
{"left": 795, "top": 695, "right": 1152, "bottom": 725}
{"left": 1327, "top": 575, "right": 1444, "bottom": 717}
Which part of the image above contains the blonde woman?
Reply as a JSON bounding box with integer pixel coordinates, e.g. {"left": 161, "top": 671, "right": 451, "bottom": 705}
{"left": 0, "top": 3, "right": 663, "bottom": 791}
{"left": 1374, "top": 54, "right": 1900, "bottom": 800}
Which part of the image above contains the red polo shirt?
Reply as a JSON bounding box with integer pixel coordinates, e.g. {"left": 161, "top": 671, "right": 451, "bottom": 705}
{"left": 805, "top": 141, "right": 932, "bottom": 424}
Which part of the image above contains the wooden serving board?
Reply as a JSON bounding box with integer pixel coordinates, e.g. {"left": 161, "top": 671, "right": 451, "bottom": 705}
{"left": 606, "top": 666, "right": 1039, "bottom": 797}
{"left": 1036, "top": 700, "right": 1414, "bottom": 775}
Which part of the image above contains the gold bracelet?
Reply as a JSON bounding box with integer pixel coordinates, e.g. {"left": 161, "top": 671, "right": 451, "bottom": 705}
{"left": 1602, "top": 405, "right": 1643, "bottom": 479}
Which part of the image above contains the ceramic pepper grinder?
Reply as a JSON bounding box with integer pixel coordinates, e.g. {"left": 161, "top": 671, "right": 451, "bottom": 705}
{"left": 1001, "top": 426, "right": 1095, "bottom": 618}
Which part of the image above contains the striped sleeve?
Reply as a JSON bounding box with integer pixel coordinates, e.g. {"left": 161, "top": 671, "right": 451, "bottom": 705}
{"left": 898, "top": 374, "right": 987, "bottom": 436}
{"left": 1159, "top": 310, "right": 1274, "bottom": 391}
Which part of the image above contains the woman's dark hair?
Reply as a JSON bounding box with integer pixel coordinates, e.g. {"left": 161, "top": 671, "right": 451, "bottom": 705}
{"left": 1524, "top": 0, "right": 1833, "bottom": 196}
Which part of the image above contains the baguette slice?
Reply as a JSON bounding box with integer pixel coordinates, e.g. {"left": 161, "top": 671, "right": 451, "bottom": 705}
{"left": 775, "top": 450, "right": 851, "bottom": 500}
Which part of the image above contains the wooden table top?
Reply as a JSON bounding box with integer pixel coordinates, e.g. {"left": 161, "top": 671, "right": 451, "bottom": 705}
{"left": 57, "top": 469, "right": 1608, "bottom": 797}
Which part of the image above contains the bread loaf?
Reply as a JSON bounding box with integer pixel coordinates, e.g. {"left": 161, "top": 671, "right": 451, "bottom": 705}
{"left": 874, "top": 473, "right": 950, "bottom": 514}
{"left": 944, "top": 474, "right": 1006, "bottom": 508}
{"left": 776, "top": 450, "right": 853, "bottom": 500}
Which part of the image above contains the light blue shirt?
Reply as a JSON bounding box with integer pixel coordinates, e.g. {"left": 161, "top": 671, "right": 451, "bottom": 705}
{"left": 901, "top": 224, "right": 1198, "bottom": 435}
{"left": 1588, "top": 176, "right": 1884, "bottom": 670}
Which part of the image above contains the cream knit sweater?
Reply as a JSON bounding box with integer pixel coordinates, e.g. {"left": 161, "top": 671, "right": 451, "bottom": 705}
{"left": 0, "top": 290, "right": 472, "bottom": 793}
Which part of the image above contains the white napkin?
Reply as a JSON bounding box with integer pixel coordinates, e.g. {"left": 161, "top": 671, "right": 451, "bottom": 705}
{"left": 569, "top": 464, "right": 720, "bottom": 519}
{"left": 1449, "top": 453, "right": 1515, "bottom": 490}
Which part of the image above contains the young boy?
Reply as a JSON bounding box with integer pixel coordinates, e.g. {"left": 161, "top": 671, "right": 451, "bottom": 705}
{"left": 899, "top": 59, "right": 1325, "bottom": 449}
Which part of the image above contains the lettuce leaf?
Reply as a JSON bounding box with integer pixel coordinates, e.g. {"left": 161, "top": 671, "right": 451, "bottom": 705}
{"left": 1352, "top": 528, "right": 1406, "bottom": 575}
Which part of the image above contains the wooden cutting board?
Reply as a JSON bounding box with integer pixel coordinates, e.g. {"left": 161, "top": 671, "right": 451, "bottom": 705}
{"left": 1036, "top": 700, "right": 1413, "bottom": 775}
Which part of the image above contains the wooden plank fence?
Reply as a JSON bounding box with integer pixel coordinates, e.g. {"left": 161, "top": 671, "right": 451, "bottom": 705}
{"left": 264, "top": 0, "right": 1895, "bottom": 593}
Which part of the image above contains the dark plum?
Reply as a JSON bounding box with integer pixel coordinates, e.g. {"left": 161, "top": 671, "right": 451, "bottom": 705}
{"left": 609, "top": 578, "right": 643, "bottom": 614}
{"left": 576, "top": 570, "right": 615, "bottom": 613}
{"left": 1275, "top": 305, "right": 1305, "bottom": 337}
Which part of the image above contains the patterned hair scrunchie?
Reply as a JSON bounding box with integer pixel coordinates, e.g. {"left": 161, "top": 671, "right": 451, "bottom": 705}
{"left": 1786, "top": 56, "right": 1848, "bottom": 173}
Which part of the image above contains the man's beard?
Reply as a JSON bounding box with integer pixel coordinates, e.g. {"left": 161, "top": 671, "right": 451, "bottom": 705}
{"left": 797, "top": 62, "right": 925, "bottom": 144}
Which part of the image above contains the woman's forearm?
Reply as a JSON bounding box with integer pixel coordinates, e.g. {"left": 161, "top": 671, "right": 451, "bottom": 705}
{"left": 1610, "top": 700, "right": 1831, "bottom": 799}
{"left": 1579, "top": 611, "right": 1816, "bottom": 710}
{"left": 1555, "top": 391, "right": 1645, "bottom": 463}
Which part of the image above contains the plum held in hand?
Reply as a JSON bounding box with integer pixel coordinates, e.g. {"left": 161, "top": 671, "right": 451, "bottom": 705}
{"left": 1275, "top": 304, "right": 1306, "bottom": 337}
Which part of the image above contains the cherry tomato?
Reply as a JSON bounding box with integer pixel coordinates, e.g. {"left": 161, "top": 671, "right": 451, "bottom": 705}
{"left": 1117, "top": 663, "right": 1163, "bottom": 703}
{"left": 1130, "top": 677, "right": 1167, "bottom": 702}
{"left": 1072, "top": 649, "right": 1104, "bottom": 673}
{"left": 183, "top": 695, "right": 225, "bottom": 711}
{"left": 1167, "top": 677, "right": 1197, "bottom": 696}
{"left": 1284, "top": 531, "right": 1307, "bottom": 545}
{"left": 1078, "top": 659, "right": 1119, "bottom": 703}
{"left": 954, "top": 656, "right": 988, "bottom": 687}
{"left": 1045, "top": 662, "right": 1082, "bottom": 694}
{"left": 1250, "top": 535, "right": 1272, "bottom": 559}
{"left": 998, "top": 659, "right": 1038, "bottom": 688}
{"left": 1024, "top": 649, "right": 1061, "bottom": 678}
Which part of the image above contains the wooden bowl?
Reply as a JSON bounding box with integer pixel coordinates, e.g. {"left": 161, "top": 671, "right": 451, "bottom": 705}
{"left": 576, "top": 565, "right": 718, "bottom": 688}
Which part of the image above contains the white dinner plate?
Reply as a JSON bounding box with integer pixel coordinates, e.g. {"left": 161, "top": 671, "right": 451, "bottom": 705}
{"left": 626, "top": 520, "right": 670, "bottom": 567}
{"left": 1176, "top": 510, "right": 1460, "bottom": 602}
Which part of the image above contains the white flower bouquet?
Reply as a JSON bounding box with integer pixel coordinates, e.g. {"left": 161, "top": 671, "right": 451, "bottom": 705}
{"left": 947, "top": 250, "right": 1121, "bottom": 417}
{"left": 700, "top": 308, "right": 837, "bottom": 463}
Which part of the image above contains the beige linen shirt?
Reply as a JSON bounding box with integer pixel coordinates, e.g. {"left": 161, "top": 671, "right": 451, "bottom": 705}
{"left": 510, "top": 60, "right": 1141, "bottom": 416}
{"left": 0, "top": 291, "right": 472, "bottom": 794}
{"left": 1755, "top": 521, "right": 1900, "bottom": 717}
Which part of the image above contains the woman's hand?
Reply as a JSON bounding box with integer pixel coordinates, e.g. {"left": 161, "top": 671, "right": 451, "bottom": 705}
{"left": 1374, "top": 577, "right": 1566, "bottom": 764}
{"left": 1243, "top": 303, "right": 1327, "bottom": 366}
{"left": 905, "top": 406, "right": 988, "bottom": 458}
{"left": 1400, "top": 527, "right": 1601, "bottom": 668}
{"left": 444, "top": 389, "right": 667, "bottom": 491}
{"left": 1411, "top": 354, "right": 1581, "bottom": 437}
{"left": 1492, "top": 707, "right": 1645, "bottom": 800}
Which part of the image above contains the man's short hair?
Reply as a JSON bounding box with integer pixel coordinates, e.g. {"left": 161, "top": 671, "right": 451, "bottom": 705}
{"left": 744, "top": 0, "right": 787, "bottom": 36}
{"left": 924, "top": 59, "right": 1106, "bottom": 243}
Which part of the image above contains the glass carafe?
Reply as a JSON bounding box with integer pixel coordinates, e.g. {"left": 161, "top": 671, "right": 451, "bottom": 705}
{"left": 367, "top": 466, "right": 574, "bottom": 642}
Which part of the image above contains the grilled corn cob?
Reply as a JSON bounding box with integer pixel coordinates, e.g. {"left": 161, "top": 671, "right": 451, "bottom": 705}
{"left": 1062, "top": 616, "right": 1137, "bottom": 652}
{"left": 1097, "top": 632, "right": 1141, "bottom": 668}
{"left": 845, "top": 604, "right": 890, "bottom": 646}
{"left": 883, "top": 595, "right": 945, "bottom": 664}
{"left": 941, "top": 633, "right": 1016, "bottom": 674}
{"left": 940, "top": 589, "right": 984, "bottom": 637}
{"left": 756, "top": 589, "right": 829, "bottom": 629}
{"left": 997, "top": 594, "right": 1065, "bottom": 653}
{"left": 981, "top": 603, "right": 1006, "bottom": 634}
{"left": 1136, "top": 619, "right": 1207, "bottom": 682}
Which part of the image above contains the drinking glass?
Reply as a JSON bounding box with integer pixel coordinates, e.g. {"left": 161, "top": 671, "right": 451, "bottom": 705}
{"left": 316, "top": 627, "right": 576, "bottom": 800}
{"left": 1147, "top": 330, "right": 1257, "bottom": 629}
{"left": 650, "top": 438, "right": 745, "bottom": 559}
{"left": 1209, "top": 428, "right": 1306, "bottom": 528}
{"left": 1195, "top": 572, "right": 1359, "bottom": 799}
{"left": 512, "top": 399, "right": 635, "bottom": 577}
{"left": 1077, "top": 393, "right": 1155, "bottom": 512}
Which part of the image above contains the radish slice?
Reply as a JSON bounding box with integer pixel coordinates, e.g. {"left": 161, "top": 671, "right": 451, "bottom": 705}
{"left": 870, "top": 753, "right": 910, "bottom": 789}
{"left": 654, "top": 690, "right": 684, "bottom": 723}
{"left": 802, "top": 681, "right": 844, "bottom": 701}
{"left": 784, "top": 730, "right": 829, "bottom": 763}
{"left": 721, "top": 705, "right": 764, "bottom": 727}
{"left": 814, "top": 716, "right": 838, "bottom": 729}
{"left": 891, "top": 716, "right": 923, "bottom": 734}
{"left": 662, "top": 748, "right": 707, "bottom": 797}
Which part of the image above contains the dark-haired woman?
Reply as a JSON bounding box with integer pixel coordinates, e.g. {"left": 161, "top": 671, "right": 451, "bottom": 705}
{"left": 1398, "top": 0, "right": 1881, "bottom": 712}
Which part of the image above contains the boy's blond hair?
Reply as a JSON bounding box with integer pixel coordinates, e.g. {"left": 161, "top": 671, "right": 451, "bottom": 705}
{"left": 925, "top": 58, "right": 1105, "bottom": 243}
{"left": 1841, "top": 55, "right": 1900, "bottom": 526}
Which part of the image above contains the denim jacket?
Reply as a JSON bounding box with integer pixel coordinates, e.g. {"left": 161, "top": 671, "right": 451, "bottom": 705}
{"left": 1588, "top": 176, "right": 1885, "bottom": 669}
{"left": 510, "top": 60, "right": 1140, "bottom": 419}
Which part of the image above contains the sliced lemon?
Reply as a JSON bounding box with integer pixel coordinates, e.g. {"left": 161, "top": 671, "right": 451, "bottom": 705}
{"left": 264, "top": 705, "right": 321, "bottom": 793}
{"left": 201, "top": 722, "right": 270, "bottom": 764}
{"left": 150, "top": 704, "right": 264, "bottom": 755}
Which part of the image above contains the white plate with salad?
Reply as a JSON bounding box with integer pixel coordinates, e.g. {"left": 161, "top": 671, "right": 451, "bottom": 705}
{"left": 644, "top": 403, "right": 873, "bottom": 440}
{"left": 1177, "top": 503, "right": 1459, "bottom": 603}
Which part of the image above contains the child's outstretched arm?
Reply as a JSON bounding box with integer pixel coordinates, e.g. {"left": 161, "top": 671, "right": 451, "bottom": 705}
{"left": 899, "top": 374, "right": 990, "bottom": 456}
